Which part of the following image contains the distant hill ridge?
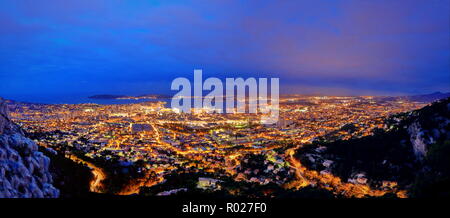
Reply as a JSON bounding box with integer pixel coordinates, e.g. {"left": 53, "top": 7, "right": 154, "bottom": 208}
{"left": 399, "top": 92, "right": 450, "bottom": 102}
{"left": 88, "top": 94, "right": 170, "bottom": 100}
{"left": 379, "top": 92, "right": 450, "bottom": 103}
{"left": 88, "top": 92, "right": 450, "bottom": 102}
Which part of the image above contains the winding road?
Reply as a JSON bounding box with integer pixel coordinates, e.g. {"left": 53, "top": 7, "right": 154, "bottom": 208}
{"left": 67, "top": 154, "right": 106, "bottom": 193}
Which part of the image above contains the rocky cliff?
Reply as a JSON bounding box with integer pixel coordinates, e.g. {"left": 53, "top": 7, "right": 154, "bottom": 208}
{"left": 0, "top": 98, "right": 59, "bottom": 198}
{"left": 296, "top": 97, "right": 450, "bottom": 197}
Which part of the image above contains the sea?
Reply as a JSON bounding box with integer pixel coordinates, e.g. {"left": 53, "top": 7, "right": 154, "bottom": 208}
{"left": 5, "top": 94, "right": 172, "bottom": 105}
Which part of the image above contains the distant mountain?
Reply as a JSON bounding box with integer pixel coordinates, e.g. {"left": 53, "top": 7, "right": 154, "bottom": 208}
{"left": 402, "top": 92, "right": 450, "bottom": 103}
{"left": 88, "top": 92, "right": 450, "bottom": 102}
{"left": 0, "top": 98, "right": 59, "bottom": 198}
{"left": 88, "top": 94, "right": 170, "bottom": 100}
{"left": 379, "top": 92, "right": 450, "bottom": 103}
{"left": 296, "top": 97, "right": 450, "bottom": 197}
{"left": 88, "top": 94, "right": 129, "bottom": 99}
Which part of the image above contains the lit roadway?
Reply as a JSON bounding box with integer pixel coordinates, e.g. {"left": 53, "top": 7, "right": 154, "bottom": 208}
{"left": 39, "top": 142, "right": 106, "bottom": 193}
{"left": 67, "top": 154, "right": 106, "bottom": 193}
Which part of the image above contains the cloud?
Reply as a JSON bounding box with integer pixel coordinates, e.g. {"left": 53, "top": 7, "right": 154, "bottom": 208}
{"left": 0, "top": 0, "right": 448, "bottom": 99}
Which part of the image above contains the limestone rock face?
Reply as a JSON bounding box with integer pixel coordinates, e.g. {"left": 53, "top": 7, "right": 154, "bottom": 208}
{"left": 406, "top": 99, "right": 450, "bottom": 160}
{"left": 408, "top": 122, "right": 429, "bottom": 159}
{"left": 0, "top": 98, "right": 59, "bottom": 198}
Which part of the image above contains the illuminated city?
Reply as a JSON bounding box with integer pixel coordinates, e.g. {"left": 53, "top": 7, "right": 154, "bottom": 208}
{"left": 6, "top": 95, "right": 427, "bottom": 197}
{"left": 0, "top": 0, "right": 449, "bottom": 216}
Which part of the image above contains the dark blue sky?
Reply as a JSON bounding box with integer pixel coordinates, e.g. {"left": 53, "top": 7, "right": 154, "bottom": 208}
{"left": 0, "top": 0, "right": 449, "bottom": 101}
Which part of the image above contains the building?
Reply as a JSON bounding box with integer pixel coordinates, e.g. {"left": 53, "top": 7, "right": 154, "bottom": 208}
{"left": 197, "top": 177, "right": 222, "bottom": 190}
{"left": 130, "top": 123, "right": 152, "bottom": 133}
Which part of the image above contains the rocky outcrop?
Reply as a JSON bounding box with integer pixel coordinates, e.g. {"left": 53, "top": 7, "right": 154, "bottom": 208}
{"left": 406, "top": 100, "right": 450, "bottom": 159}
{"left": 295, "top": 97, "right": 450, "bottom": 197}
{"left": 0, "top": 97, "right": 59, "bottom": 198}
{"left": 408, "top": 122, "right": 430, "bottom": 159}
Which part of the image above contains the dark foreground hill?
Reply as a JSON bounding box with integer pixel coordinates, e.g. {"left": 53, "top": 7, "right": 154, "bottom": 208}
{"left": 296, "top": 97, "right": 450, "bottom": 198}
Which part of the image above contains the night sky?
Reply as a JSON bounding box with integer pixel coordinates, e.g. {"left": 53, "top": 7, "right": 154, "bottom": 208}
{"left": 0, "top": 0, "right": 449, "bottom": 102}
